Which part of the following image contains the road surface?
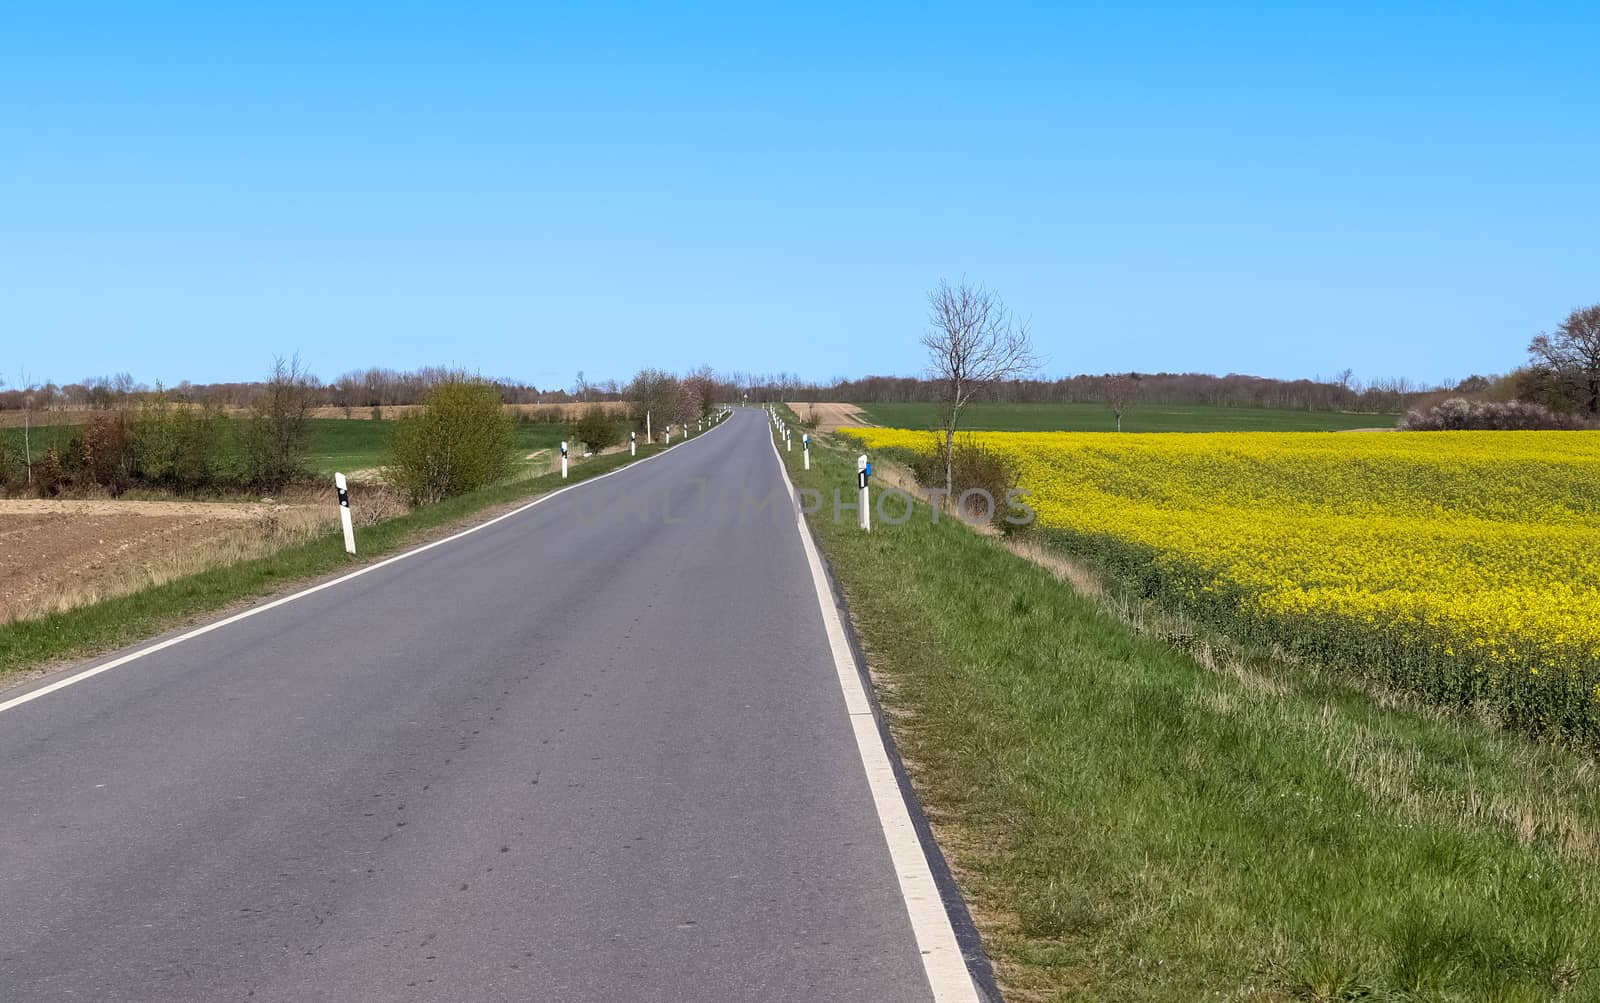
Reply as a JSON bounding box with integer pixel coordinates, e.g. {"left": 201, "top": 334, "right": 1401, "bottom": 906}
{"left": 0, "top": 410, "right": 977, "bottom": 1001}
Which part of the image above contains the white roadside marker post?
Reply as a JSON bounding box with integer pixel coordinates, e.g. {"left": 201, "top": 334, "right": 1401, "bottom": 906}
{"left": 630, "top": 430, "right": 636, "bottom": 457}
{"left": 857, "top": 454, "right": 872, "bottom": 532}
{"left": 334, "top": 472, "right": 356, "bottom": 555}
{"left": 647, "top": 410, "right": 652, "bottom": 443}
{"left": 560, "top": 441, "right": 569, "bottom": 479}
{"left": 665, "top": 427, "right": 671, "bottom": 445}
{"left": 786, "top": 428, "right": 792, "bottom": 451}
{"left": 803, "top": 433, "right": 810, "bottom": 470}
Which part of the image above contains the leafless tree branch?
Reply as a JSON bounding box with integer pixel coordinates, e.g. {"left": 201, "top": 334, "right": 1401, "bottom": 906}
{"left": 921, "top": 279, "right": 1040, "bottom": 497}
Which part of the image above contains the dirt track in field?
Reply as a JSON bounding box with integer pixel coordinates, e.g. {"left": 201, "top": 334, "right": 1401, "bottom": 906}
{"left": 0, "top": 499, "right": 330, "bottom": 624}
{"left": 786, "top": 402, "right": 870, "bottom": 433}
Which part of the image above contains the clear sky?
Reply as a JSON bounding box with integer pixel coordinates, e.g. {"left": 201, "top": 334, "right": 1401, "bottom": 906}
{"left": 3, "top": 2, "right": 1596, "bottom": 390}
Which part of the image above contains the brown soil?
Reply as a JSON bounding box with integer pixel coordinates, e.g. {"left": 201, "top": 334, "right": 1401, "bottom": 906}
{"left": 0, "top": 499, "right": 330, "bottom": 624}
{"left": 786, "top": 402, "right": 870, "bottom": 433}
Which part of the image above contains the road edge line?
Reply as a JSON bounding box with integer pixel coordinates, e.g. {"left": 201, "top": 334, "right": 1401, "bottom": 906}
{"left": 764, "top": 420, "right": 988, "bottom": 1003}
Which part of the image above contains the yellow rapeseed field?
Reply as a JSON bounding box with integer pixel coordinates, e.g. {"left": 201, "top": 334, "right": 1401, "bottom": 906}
{"left": 846, "top": 427, "right": 1600, "bottom": 740}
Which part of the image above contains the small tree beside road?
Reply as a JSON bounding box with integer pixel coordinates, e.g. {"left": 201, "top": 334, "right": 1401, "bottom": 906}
{"left": 386, "top": 379, "right": 514, "bottom": 504}
{"left": 573, "top": 405, "right": 622, "bottom": 453}
{"left": 627, "top": 368, "right": 681, "bottom": 441}
{"left": 921, "top": 280, "right": 1039, "bottom": 498}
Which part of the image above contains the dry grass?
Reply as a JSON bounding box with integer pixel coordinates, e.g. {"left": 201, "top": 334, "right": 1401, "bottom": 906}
{"left": 0, "top": 409, "right": 88, "bottom": 429}
{"left": 1000, "top": 537, "right": 1103, "bottom": 598}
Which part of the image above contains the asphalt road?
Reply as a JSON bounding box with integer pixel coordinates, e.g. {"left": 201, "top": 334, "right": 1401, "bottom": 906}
{"left": 0, "top": 411, "right": 956, "bottom": 1001}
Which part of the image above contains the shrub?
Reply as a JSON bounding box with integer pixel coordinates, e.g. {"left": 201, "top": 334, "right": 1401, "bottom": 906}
{"left": 907, "top": 434, "right": 1024, "bottom": 531}
{"left": 1400, "top": 398, "right": 1594, "bottom": 431}
{"left": 573, "top": 405, "right": 621, "bottom": 453}
{"left": 131, "top": 396, "right": 236, "bottom": 493}
{"left": 0, "top": 438, "right": 18, "bottom": 491}
{"left": 386, "top": 380, "right": 514, "bottom": 504}
{"left": 35, "top": 447, "right": 65, "bottom": 496}
{"left": 79, "top": 413, "right": 132, "bottom": 494}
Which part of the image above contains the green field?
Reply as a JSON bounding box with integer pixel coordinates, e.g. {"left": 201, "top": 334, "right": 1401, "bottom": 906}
{"left": 856, "top": 401, "right": 1397, "bottom": 432}
{"left": 302, "top": 419, "right": 577, "bottom": 475}
{"left": 0, "top": 423, "right": 78, "bottom": 459}
{"left": 775, "top": 407, "right": 1593, "bottom": 1001}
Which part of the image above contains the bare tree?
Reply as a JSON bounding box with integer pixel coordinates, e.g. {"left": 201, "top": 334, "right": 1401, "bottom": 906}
{"left": 1529, "top": 304, "right": 1600, "bottom": 415}
{"left": 921, "top": 280, "right": 1039, "bottom": 498}
{"left": 245, "top": 355, "right": 318, "bottom": 490}
{"left": 1102, "top": 373, "right": 1140, "bottom": 432}
{"left": 13, "top": 370, "right": 37, "bottom": 486}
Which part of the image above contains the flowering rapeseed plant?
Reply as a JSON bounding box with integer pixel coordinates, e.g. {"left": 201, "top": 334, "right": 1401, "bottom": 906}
{"left": 847, "top": 428, "right": 1600, "bottom": 743}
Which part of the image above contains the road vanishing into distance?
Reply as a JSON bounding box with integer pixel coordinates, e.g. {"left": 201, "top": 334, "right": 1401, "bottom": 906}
{"left": 0, "top": 410, "right": 985, "bottom": 1002}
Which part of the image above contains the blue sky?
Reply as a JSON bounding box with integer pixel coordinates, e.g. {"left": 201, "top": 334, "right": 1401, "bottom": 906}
{"left": 3, "top": 2, "right": 1596, "bottom": 390}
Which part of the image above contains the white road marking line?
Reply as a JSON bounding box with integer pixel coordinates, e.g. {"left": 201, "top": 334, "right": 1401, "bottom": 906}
{"left": 0, "top": 418, "right": 733, "bottom": 717}
{"left": 766, "top": 425, "right": 980, "bottom": 1003}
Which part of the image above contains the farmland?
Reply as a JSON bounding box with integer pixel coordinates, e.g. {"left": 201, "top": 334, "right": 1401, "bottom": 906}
{"left": 849, "top": 427, "right": 1600, "bottom": 745}
{"left": 857, "top": 400, "right": 1398, "bottom": 432}
{"left": 300, "top": 418, "right": 577, "bottom": 476}
{"left": 0, "top": 408, "right": 629, "bottom": 633}
{"left": 0, "top": 439, "right": 673, "bottom": 676}
{"left": 0, "top": 497, "right": 338, "bottom": 624}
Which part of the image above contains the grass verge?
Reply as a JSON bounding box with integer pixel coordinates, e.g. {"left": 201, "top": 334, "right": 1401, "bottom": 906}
{"left": 0, "top": 444, "right": 670, "bottom": 680}
{"left": 774, "top": 408, "right": 1597, "bottom": 1002}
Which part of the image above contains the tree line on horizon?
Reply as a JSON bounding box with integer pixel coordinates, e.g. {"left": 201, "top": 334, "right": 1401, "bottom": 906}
{"left": 0, "top": 366, "right": 1435, "bottom": 417}
{"left": 5, "top": 302, "right": 1594, "bottom": 421}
